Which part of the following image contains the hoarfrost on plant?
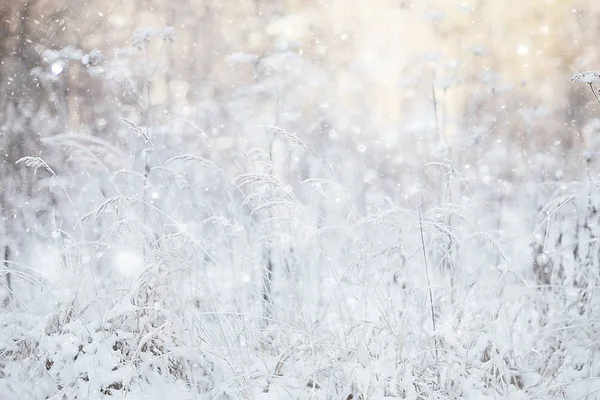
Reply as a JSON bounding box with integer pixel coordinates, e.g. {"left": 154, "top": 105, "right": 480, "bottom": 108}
{"left": 571, "top": 71, "right": 600, "bottom": 84}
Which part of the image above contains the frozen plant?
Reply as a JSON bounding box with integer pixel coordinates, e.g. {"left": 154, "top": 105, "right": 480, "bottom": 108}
{"left": 571, "top": 71, "right": 600, "bottom": 103}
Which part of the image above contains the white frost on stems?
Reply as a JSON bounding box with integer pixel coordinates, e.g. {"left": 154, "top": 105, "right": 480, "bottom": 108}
{"left": 41, "top": 46, "right": 84, "bottom": 64}
{"left": 571, "top": 71, "right": 600, "bottom": 84}
{"left": 261, "top": 125, "right": 315, "bottom": 157}
{"left": 81, "top": 49, "right": 103, "bottom": 66}
{"left": 162, "top": 26, "right": 176, "bottom": 42}
{"left": 131, "top": 27, "right": 161, "bottom": 49}
{"left": 16, "top": 156, "right": 56, "bottom": 176}
{"left": 131, "top": 27, "right": 176, "bottom": 49}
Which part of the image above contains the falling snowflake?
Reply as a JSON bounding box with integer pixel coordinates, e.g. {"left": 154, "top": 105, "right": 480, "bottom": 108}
{"left": 113, "top": 249, "right": 145, "bottom": 278}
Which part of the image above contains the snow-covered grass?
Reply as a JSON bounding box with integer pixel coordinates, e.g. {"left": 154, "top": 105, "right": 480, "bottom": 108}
{"left": 2, "top": 116, "right": 600, "bottom": 400}
{"left": 2, "top": 21, "right": 600, "bottom": 399}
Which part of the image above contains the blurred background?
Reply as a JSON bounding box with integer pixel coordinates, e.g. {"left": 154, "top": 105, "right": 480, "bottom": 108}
{"left": 3, "top": 0, "right": 600, "bottom": 239}
{"left": 3, "top": 0, "right": 599, "bottom": 160}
